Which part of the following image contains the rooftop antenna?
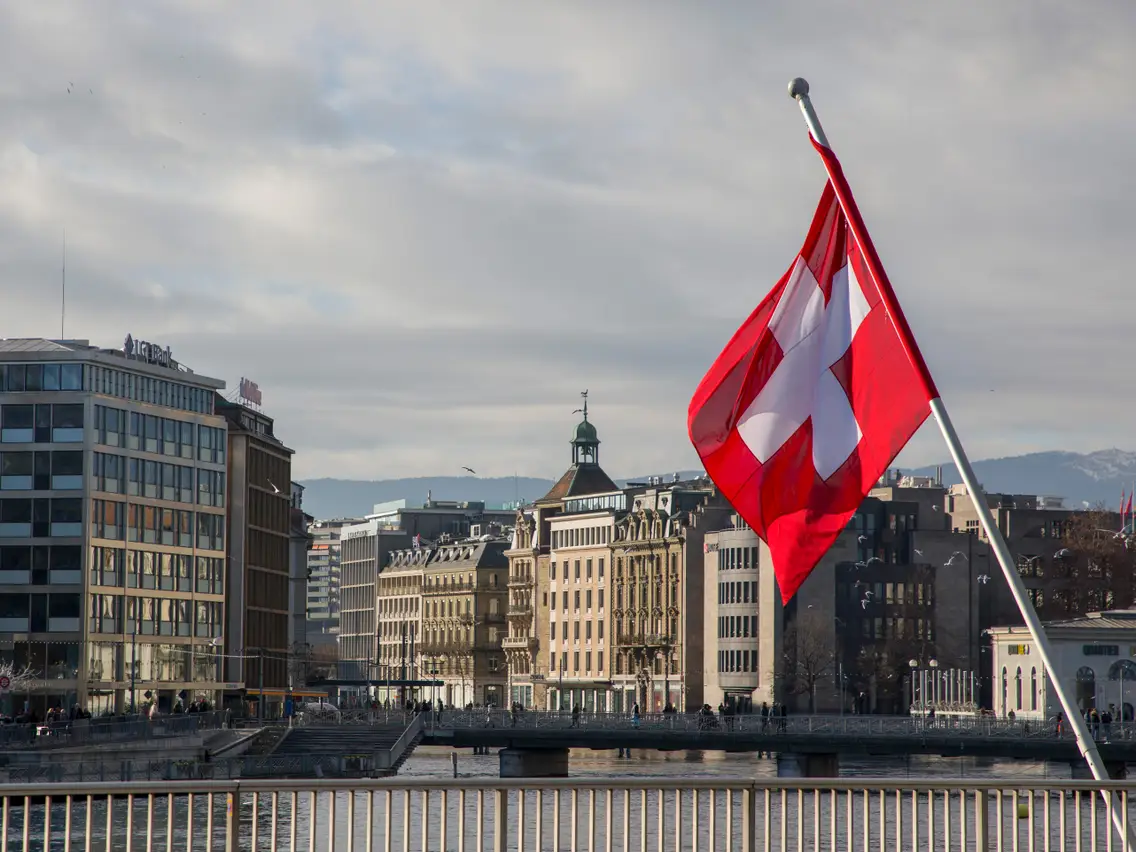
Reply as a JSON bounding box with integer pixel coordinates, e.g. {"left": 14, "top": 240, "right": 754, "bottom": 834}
{"left": 60, "top": 230, "right": 66, "bottom": 339}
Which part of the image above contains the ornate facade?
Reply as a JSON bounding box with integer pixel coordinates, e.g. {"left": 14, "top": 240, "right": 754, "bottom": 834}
{"left": 503, "top": 511, "right": 539, "bottom": 708}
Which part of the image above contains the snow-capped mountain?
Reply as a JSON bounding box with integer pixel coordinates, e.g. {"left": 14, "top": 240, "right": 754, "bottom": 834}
{"left": 910, "top": 449, "right": 1136, "bottom": 508}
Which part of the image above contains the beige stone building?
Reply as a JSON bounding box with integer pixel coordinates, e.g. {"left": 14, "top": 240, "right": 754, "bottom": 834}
{"left": 375, "top": 545, "right": 425, "bottom": 704}
{"left": 503, "top": 511, "right": 540, "bottom": 709}
{"left": 419, "top": 538, "right": 509, "bottom": 708}
{"left": 610, "top": 481, "right": 732, "bottom": 713}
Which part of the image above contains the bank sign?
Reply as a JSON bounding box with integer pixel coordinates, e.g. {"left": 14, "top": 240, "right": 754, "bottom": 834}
{"left": 239, "top": 377, "right": 263, "bottom": 407}
{"left": 123, "top": 334, "right": 174, "bottom": 368}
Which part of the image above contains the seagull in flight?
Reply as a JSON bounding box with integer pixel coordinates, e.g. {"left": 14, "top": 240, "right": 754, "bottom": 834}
{"left": 461, "top": 466, "right": 476, "bottom": 475}
{"left": 977, "top": 574, "right": 990, "bottom": 584}
{"left": 1054, "top": 549, "right": 1071, "bottom": 559}
{"left": 266, "top": 479, "right": 280, "bottom": 494}
{"left": 857, "top": 535, "right": 869, "bottom": 544}
{"left": 945, "top": 552, "right": 969, "bottom": 567}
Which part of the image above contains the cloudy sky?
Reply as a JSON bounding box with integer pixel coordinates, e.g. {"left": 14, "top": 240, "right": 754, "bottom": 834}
{"left": 3, "top": 1, "right": 1135, "bottom": 481}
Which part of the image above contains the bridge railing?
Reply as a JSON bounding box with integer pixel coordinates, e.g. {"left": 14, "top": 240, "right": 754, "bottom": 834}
{"left": 0, "top": 710, "right": 226, "bottom": 749}
{"left": 306, "top": 709, "right": 1111, "bottom": 740}
{"left": 1, "top": 776, "right": 1134, "bottom": 852}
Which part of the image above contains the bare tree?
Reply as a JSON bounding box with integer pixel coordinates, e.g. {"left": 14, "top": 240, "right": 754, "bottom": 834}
{"left": 1042, "top": 509, "right": 1136, "bottom": 617}
{"left": 774, "top": 611, "right": 835, "bottom": 713}
{"left": 0, "top": 660, "right": 38, "bottom": 692}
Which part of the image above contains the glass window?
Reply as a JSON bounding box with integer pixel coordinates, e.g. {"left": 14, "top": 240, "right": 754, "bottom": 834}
{"left": 1, "top": 452, "right": 33, "bottom": 476}
{"left": 1, "top": 406, "right": 33, "bottom": 429}
{"left": 0, "top": 499, "right": 32, "bottom": 522}
{"left": 50, "top": 498, "right": 82, "bottom": 523}
{"left": 6, "top": 366, "right": 26, "bottom": 392}
{"left": 61, "top": 365, "right": 81, "bottom": 391}
{"left": 52, "top": 405, "right": 84, "bottom": 429}
{"left": 52, "top": 451, "right": 83, "bottom": 476}
{"left": 42, "top": 365, "right": 61, "bottom": 391}
{"left": 24, "top": 365, "right": 43, "bottom": 392}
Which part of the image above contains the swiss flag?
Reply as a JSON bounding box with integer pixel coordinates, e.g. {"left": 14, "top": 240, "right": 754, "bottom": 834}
{"left": 689, "top": 140, "right": 934, "bottom": 602}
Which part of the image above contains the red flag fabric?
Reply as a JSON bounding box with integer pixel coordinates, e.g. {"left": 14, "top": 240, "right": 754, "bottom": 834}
{"left": 689, "top": 175, "right": 933, "bottom": 603}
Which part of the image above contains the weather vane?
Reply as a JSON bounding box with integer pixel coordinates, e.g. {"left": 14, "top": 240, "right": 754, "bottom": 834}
{"left": 573, "top": 389, "right": 589, "bottom": 419}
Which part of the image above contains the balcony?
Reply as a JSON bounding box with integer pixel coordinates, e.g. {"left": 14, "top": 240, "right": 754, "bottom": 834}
{"left": 507, "top": 573, "right": 534, "bottom": 589}
{"left": 616, "top": 633, "right": 675, "bottom": 650}
{"left": 501, "top": 636, "right": 538, "bottom": 650}
{"left": 506, "top": 605, "right": 532, "bottom": 618}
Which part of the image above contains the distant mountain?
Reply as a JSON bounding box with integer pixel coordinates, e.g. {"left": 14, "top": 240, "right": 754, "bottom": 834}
{"left": 298, "top": 470, "right": 706, "bottom": 521}
{"left": 299, "top": 450, "right": 1136, "bottom": 521}
{"left": 908, "top": 449, "right": 1136, "bottom": 509}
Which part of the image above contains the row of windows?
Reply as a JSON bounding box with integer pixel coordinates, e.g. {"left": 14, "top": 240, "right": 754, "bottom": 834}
{"left": 0, "top": 544, "right": 81, "bottom": 580}
{"left": 554, "top": 650, "right": 605, "bottom": 676}
{"left": 90, "top": 498, "right": 225, "bottom": 550}
{"left": 551, "top": 526, "right": 611, "bottom": 549}
{"left": 556, "top": 588, "right": 606, "bottom": 611}
{"left": 839, "top": 581, "right": 934, "bottom": 607}
{"left": 550, "top": 558, "right": 606, "bottom": 582}
{"left": 611, "top": 582, "right": 677, "bottom": 610}
{"left": 88, "top": 641, "right": 222, "bottom": 684}
{"left": 860, "top": 617, "right": 934, "bottom": 640}
{"left": 89, "top": 546, "right": 225, "bottom": 595}
{"left": 88, "top": 594, "right": 224, "bottom": 637}
{"left": 719, "top": 648, "right": 758, "bottom": 674}
{"left": 1, "top": 403, "right": 84, "bottom": 444}
{"left": 718, "top": 546, "right": 759, "bottom": 570}
{"left": 719, "top": 614, "right": 758, "bottom": 640}
{"left": 1, "top": 450, "right": 83, "bottom": 490}
{"left": 95, "top": 405, "right": 226, "bottom": 466}
{"left": 0, "top": 497, "right": 83, "bottom": 537}
{"left": 0, "top": 363, "right": 84, "bottom": 393}
{"left": 0, "top": 591, "right": 81, "bottom": 624}
{"left": 550, "top": 618, "right": 606, "bottom": 642}
{"left": 88, "top": 364, "right": 214, "bottom": 415}
{"left": 91, "top": 452, "right": 226, "bottom": 507}
{"left": 719, "top": 580, "right": 757, "bottom": 605}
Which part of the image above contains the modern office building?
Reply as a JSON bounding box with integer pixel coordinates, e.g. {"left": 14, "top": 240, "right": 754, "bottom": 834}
{"left": 215, "top": 395, "right": 297, "bottom": 716}
{"left": 0, "top": 337, "right": 229, "bottom": 715}
{"left": 288, "top": 482, "right": 314, "bottom": 682}
{"left": 306, "top": 518, "right": 359, "bottom": 636}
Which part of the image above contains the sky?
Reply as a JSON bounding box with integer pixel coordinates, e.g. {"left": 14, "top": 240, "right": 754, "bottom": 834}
{"left": 2, "top": 1, "right": 1136, "bottom": 481}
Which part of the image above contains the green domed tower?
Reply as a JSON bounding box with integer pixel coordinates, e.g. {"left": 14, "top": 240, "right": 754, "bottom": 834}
{"left": 571, "top": 392, "right": 599, "bottom": 465}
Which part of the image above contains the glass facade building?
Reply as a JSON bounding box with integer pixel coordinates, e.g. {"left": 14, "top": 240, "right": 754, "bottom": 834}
{"left": 0, "top": 338, "right": 228, "bottom": 716}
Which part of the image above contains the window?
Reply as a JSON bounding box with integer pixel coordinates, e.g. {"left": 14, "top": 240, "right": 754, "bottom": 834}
{"left": 51, "top": 404, "right": 84, "bottom": 441}
{"left": 1, "top": 405, "right": 33, "bottom": 442}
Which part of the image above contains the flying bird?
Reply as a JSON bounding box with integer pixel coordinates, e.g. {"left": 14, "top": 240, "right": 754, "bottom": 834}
{"left": 914, "top": 549, "right": 924, "bottom": 557}
{"left": 977, "top": 575, "right": 990, "bottom": 584}
{"left": 461, "top": 467, "right": 476, "bottom": 475}
{"left": 266, "top": 479, "right": 280, "bottom": 494}
{"left": 857, "top": 535, "right": 869, "bottom": 544}
{"left": 1054, "top": 549, "right": 1071, "bottom": 559}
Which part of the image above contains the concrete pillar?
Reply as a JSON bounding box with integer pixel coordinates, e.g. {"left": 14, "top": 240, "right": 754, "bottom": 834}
{"left": 498, "top": 747, "right": 570, "bottom": 778}
{"left": 776, "top": 753, "right": 839, "bottom": 778}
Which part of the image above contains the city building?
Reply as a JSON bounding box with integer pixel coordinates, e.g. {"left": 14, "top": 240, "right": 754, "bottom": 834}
{"left": 376, "top": 543, "right": 426, "bottom": 705}
{"left": 989, "top": 610, "right": 1136, "bottom": 721}
{"left": 216, "top": 395, "right": 296, "bottom": 717}
{"left": 338, "top": 498, "right": 514, "bottom": 697}
{"left": 503, "top": 510, "right": 540, "bottom": 709}
{"left": 306, "top": 518, "right": 359, "bottom": 637}
{"left": 288, "top": 482, "right": 314, "bottom": 687}
{"left": 419, "top": 537, "right": 510, "bottom": 708}
{"left": 0, "top": 336, "right": 228, "bottom": 715}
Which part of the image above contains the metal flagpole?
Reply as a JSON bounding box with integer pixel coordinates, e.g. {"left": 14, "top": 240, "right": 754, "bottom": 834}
{"left": 787, "top": 77, "right": 1131, "bottom": 849}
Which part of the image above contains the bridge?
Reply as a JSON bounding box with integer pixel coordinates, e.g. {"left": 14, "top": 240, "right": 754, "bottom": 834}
{"left": 290, "top": 709, "right": 1136, "bottom": 779}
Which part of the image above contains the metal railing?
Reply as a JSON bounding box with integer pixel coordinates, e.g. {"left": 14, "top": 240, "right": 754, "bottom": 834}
{"left": 2, "top": 777, "right": 1135, "bottom": 851}
{"left": 302, "top": 709, "right": 1113, "bottom": 741}
{"left": 0, "top": 710, "right": 226, "bottom": 749}
{"left": 375, "top": 714, "right": 424, "bottom": 772}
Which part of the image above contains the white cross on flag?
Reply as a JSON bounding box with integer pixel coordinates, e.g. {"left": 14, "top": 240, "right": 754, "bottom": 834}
{"left": 689, "top": 140, "right": 935, "bottom": 602}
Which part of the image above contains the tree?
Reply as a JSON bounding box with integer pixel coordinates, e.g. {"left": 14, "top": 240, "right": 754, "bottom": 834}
{"left": 0, "top": 660, "right": 38, "bottom": 692}
{"left": 774, "top": 611, "right": 835, "bottom": 713}
{"left": 1042, "top": 509, "right": 1136, "bottom": 617}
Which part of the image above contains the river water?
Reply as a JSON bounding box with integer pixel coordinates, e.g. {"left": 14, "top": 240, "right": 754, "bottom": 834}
{"left": 4, "top": 749, "right": 1126, "bottom": 851}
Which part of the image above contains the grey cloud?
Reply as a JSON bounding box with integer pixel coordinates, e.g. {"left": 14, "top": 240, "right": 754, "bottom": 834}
{"left": 2, "top": 1, "right": 1135, "bottom": 482}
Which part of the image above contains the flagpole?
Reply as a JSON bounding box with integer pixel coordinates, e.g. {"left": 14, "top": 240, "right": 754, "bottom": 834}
{"left": 788, "top": 77, "right": 1130, "bottom": 847}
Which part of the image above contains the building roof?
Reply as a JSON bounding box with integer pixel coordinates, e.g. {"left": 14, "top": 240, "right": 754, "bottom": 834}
{"left": 0, "top": 338, "right": 85, "bottom": 353}
{"left": 537, "top": 463, "right": 620, "bottom": 504}
{"left": 991, "top": 610, "right": 1136, "bottom": 635}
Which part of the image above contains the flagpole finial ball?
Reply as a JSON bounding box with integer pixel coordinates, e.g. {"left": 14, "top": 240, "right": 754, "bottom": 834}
{"left": 788, "top": 78, "right": 810, "bottom": 99}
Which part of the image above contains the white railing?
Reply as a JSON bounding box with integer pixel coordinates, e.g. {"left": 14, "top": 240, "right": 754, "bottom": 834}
{"left": 1, "top": 777, "right": 1134, "bottom": 852}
